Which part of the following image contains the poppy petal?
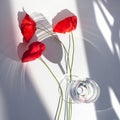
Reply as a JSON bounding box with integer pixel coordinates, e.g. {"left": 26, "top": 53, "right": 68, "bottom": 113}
{"left": 22, "top": 42, "right": 46, "bottom": 62}
{"left": 21, "top": 14, "right": 36, "bottom": 42}
{"left": 53, "top": 16, "right": 77, "bottom": 33}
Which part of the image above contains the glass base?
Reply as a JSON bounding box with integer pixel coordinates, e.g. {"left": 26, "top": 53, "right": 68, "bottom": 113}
{"left": 60, "top": 74, "right": 100, "bottom": 103}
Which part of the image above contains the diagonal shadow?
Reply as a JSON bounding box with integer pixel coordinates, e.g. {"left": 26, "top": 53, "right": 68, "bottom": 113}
{"left": 76, "top": 0, "right": 120, "bottom": 120}
{"left": 30, "top": 12, "right": 65, "bottom": 74}
{"left": 0, "top": 1, "right": 51, "bottom": 120}
{"left": 0, "top": 57, "right": 51, "bottom": 120}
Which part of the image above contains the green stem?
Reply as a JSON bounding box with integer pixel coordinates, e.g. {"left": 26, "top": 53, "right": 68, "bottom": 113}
{"left": 37, "top": 27, "right": 57, "bottom": 40}
{"left": 37, "top": 25, "right": 75, "bottom": 120}
{"left": 37, "top": 27, "right": 71, "bottom": 73}
{"left": 68, "top": 99, "right": 72, "bottom": 120}
{"left": 68, "top": 32, "right": 75, "bottom": 120}
{"left": 40, "top": 58, "right": 63, "bottom": 120}
{"left": 70, "top": 32, "right": 75, "bottom": 81}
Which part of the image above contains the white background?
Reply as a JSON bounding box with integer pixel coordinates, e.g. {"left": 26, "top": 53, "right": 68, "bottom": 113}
{"left": 0, "top": 0, "right": 120, "bottom": 120}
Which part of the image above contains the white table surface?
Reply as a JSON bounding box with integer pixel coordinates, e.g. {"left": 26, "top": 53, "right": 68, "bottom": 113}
{"left": 0, "top": 0, "right": 120, "bottom": 120}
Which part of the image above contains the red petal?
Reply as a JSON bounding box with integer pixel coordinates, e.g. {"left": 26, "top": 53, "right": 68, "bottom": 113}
{"left": 22, "top": 42, "right": 46, "bottom": 62}
{"left": 21, "top": 14, "right": 36, "bottom": 42}
{"left": 21, "top": 14, "right": 36, "bottom": 26}
{"left": 53, "top": 16, "right": 77, "bottom": 33}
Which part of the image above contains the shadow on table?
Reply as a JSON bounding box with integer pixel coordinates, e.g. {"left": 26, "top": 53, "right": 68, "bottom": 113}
{"left": 0, "top": 0, "right": 51, "bottom": 120}
{"left": 76, "top": 0, "right": 120, "bottom": 119}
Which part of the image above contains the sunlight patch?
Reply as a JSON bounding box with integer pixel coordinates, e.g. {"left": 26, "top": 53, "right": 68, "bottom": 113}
{"left": 93, "top": 1, "right": 114, "bottom": 54}
{"left": 98, "top": 0, "right": 114, "bottom": 26}
{"left": 109, "top": 87, "right": 120, "bottom": 119}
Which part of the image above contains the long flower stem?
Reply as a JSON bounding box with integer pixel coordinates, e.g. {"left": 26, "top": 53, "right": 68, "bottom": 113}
{"left": 40, "top": 58, "right": 63, "bottom": 120}
{"left": 37, "top": 26, "right": 71, "bottom": 73}
{"left": 70, "top": 32, "right": 75, "bottom": 81}
{"left": 68, "top": 32, "right": 75, "bottom": 120}
{"left": 37, "top": 25, "right": 75, "bottom": 120}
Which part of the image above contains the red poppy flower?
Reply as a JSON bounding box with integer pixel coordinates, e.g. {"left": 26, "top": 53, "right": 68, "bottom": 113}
{"left": 53, "top": 16, "right": 77, "bottom": 33}
{"left": 22, "top": 42, "right": 46, "bottom": 62}
{"left": 21, "top": 14, "right": 36, "bottom": 42}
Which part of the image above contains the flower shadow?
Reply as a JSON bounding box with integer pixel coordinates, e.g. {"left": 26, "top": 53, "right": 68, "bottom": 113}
{"left": 17, "top": 11, "right": 38, "bottom": 61}
{"left": 52, "top": 9, "right": 76, "bottom": 29}
{"left": 0, "top": 2, "right": 51, "bottom": 120}
{"left": 31, "top": 12, "right": 65, "bottom": 74}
